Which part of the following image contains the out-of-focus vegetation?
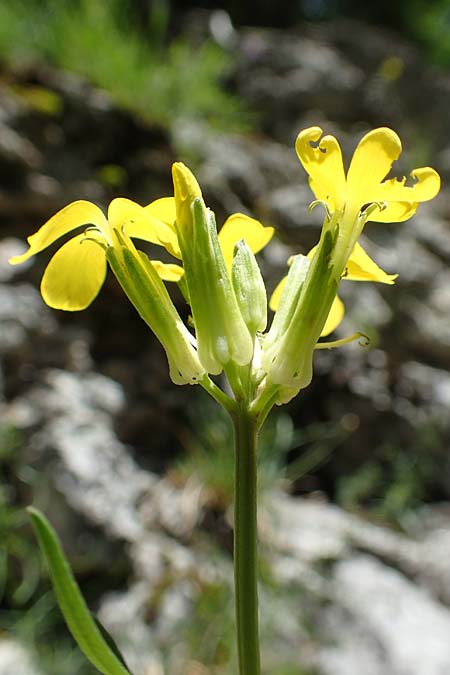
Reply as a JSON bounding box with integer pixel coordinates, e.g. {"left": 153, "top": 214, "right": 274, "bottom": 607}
{"left": 0, "top": 425, "right": 90, "bottom": 675}
{"left": 408, "top": 0, "right": 450, "bottom": 65}
{"left": 0, "top": 0, "right": 249, "bottom": 131}
{"left": 336, "top": 420, "right": 447, "bottom": 524}
{"left": 175, "top": 396, "right": 297, "bottom": 507}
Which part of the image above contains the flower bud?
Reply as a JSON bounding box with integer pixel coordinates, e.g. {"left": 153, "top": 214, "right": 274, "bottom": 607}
{"left": 172, "top": 162, "right": 202, "bottom": 238}
{"left": 231, "top": 239, "right": 267, "bottom": 336}
{"left": 175, "top": 190, "right": 254, "bottom": 375}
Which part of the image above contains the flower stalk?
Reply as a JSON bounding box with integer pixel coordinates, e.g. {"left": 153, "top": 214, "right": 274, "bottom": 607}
{"left": 231, "top": 403, "right": 261, "bottom": 675}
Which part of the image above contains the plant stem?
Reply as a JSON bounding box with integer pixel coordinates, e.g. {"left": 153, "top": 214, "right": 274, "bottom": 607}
{"left": 232, "top": 404, "right": 261, "bottom": 675}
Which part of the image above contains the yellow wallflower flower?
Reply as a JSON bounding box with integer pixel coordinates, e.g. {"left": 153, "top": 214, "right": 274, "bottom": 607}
{"left": 297, "top": 126, "right": 440, "bottom": 274}
{"left": 8, "top": 198, "right": 181, "bottom": 310}
{"left": 264, "top": 126, "right": 440, "bottom": 401}
{"left": 270, "top": 127, "right": 440, "bottom": 337}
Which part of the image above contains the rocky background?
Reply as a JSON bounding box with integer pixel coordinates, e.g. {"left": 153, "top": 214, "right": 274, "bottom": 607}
{"left": 2, "top": 4, "right": 450, "bottom": 674}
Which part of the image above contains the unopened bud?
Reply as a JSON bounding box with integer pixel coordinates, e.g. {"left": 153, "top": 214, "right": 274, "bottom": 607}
{"left": 232, "top": 239, "right": 267, "bottom": 336}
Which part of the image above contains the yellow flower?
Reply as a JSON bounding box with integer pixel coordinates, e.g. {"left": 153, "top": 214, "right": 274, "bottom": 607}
{"left": 297, "top": 126, "right": 440, "bottom": 274}
{"left": 270, "top": 127, "right": 440, "bottom": 336}
{"left": 8, "top": 198, "right": 181, "bottom": 310}
{"left": 263, "top": 126, "right": 440, "bottom": 402}
{"left": 9, "top": 197, "right": 211, "bottom": 385}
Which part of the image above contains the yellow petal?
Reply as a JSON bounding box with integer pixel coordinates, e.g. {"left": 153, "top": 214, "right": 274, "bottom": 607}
{"left": 371, "top": 167, "right": 441, "bottom": 205}
{"left": 345, "top": 242, "right": 397, "bottom": 284}
{"left": 40, "top": 233, "right": 107, "bottom": 310}
{"left": 144, "top": 198, "right": 181, "bottom": 258}
{"left": 108, "top": 198, "right": 161, "bottom": 243}
{"left": 150, "top": 260, "right": 184, "bottom": 282}
{"left": 321, "top": 296, "right": 344, "bottom": 336}
{"left": 269, "top": 275, "right": 286, "bottom": 311}
{"left": 368, "top": 201, "right": 417, "bottom": 223}
{"left": 346, "top": 128, "right": 402, "bottom": 211}
{"left": 144, "top": 196, "right": 176, "bottom": 225}
{"left": 218, "top": 213, "right": 275, "bottom": 270}
{"left": 295, "top": 127, "right": 346, "bottom": 211}
{"left": 9, "top": 201, "right": 108, "bottom": 265}
{"left": 172, "top": 162, "right": 203, "bottom": 236}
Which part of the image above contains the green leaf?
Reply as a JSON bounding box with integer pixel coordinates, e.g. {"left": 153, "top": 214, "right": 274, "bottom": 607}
{"left": 28, "top": 507, "right": 133, "bottom": 675}
{"left": 93, "top": 616, "right": 131, "bottom": 672}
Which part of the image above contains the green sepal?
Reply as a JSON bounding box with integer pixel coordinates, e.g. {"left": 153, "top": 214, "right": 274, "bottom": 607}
{"left": 176, "top": 198, "right": 254, "bottom": 375}
{"left": 231, "top": 239, "right": 267, "bottom": 335}
{"left": 264, "top": 254, "right": 310, "bottom": 352}
{"left": 263, "top": 228, "right": 338, "bottom": 399}
{"left": 106, "top": 231, "right": 205, "bottom": 385}
{"left": 28, "top": 507, "right": 133, "bottom": 675}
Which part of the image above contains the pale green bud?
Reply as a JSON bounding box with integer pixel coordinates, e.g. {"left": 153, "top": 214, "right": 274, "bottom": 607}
{"left": 106, "top": 231, "right": 205, "bottom": 386}
{"left": 264, "top": 254, "right": 310, "bottom": 357}
{"left": 231, "top": 239, "right": 267, "bottom": 336}
{"left": 175, "top": 198, "right": 254, "bottom": 375}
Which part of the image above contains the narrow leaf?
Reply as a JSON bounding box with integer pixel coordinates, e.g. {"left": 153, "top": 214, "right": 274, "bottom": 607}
{"left": 28, "top": 507, "right": 133, "bottom": 675}
{"left": 93, "top": 617, "right": 131, "bottom": 672}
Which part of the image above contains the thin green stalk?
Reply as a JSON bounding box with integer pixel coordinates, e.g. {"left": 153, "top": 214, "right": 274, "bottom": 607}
{"left": 232, "top": 404, "right": 261, "bottom": 675}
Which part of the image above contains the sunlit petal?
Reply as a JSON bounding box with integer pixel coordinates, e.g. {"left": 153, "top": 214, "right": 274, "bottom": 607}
{"left": 40, "top": 233, "right": 107, "bottom": 310}
{"left": 346, "top": 128, "right": 402, "bottom": 211}
{"left": 145, "top": 196, "right": 176, "bottom": 224}
{"left": 150, "top": 260, "right": 184, "bottom": 282}
{"left": 345, "top": 243, "right": 397, "bottom": 284}
{"left": 144, "top": 198, "right": 181, "bottom": 258}
{"left": 320, "top": 295, "right": 344, "bottom": 336}
{"left": 108, "top": 197, "right": 163, "bottom": 247}
{"left": 295, "top": 127, "right": 346, "bottom": 211}
{"left": 368, "top": 201, "right": 417, "bottom": 223}
{"left": 9, "top": 201, "right": 108, "bottom": 265}
{"left": 218, "top": 213, "right": 275, "bottom": 270}
{"left": 371, "top": 167, "right": 441, "bottom": 205}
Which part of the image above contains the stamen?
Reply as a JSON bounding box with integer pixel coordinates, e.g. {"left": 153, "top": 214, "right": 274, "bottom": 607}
{"left": 309, "top": 199, "right": 333, "bottom": 221}
{"left": 81, "top": 230, "right": 108, "bottom": 251}
{"left": 359, "top": 201, "right": 387, "bottom": 219}
{"left": 314, "top": 332, "right": 370, "bottom": 350}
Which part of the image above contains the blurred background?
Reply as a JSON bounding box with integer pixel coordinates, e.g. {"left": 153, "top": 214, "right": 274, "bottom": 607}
{"left": 1, "top": 1, "right": 450, "bottom": 674}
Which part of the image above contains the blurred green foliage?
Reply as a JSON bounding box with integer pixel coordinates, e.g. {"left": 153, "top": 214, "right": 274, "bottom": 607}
{"left": 0, "top": 425, "right": 39, "bottom": 608}
{"left": 336, "top": 420, "right": 447, "bottom": 524}
{"left": 0, "top": 426, "right": 97, "bottom": 674}
{"left": 0, "top": 0, "right": 249, "bottom": 131}
{"left": 408, "top": 0, "right": 450, "bottom": 65}
{"left": 175, "top": 394, "right": 297, "bottom": 507}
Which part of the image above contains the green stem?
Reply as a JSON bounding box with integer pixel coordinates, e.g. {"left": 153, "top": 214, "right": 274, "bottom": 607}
{"left": 232, "top": 404, "right": 261, "bottom": 675}
{"left": 200, "top": 376, "right": 236, "bottom": 415}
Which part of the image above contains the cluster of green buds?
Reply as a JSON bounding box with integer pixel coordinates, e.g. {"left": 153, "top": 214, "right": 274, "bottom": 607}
{"left": 10, "top": 127, "right": 440, "bottom": 418}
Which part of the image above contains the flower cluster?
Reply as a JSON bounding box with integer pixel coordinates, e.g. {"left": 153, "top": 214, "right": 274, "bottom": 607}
{"left": 10, "top": 127, "right": 440, "bottom": 409}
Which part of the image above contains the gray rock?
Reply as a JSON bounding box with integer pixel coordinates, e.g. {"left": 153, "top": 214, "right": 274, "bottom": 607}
{"left": 0, "top": 282, "right": 55, "bottom": 350}
{"left": 0, "top": 639, "right": 42, "bottom": 675}
{"left": 320, "top": 555, "right": 450, "bottom": 675}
